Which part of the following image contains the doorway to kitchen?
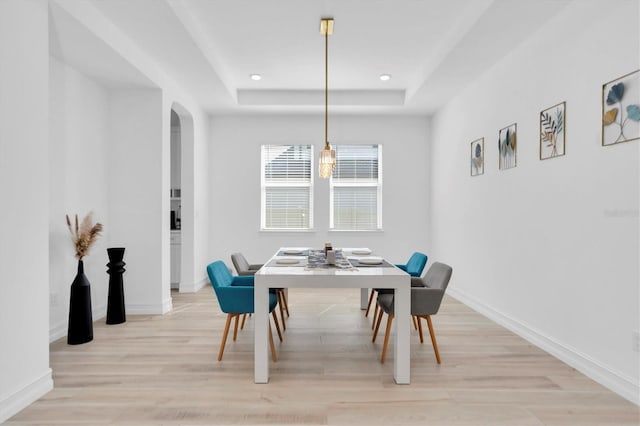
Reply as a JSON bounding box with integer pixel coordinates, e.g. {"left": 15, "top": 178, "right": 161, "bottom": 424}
{"left": 170, "top": 109, "right": 182, "bottom": 290}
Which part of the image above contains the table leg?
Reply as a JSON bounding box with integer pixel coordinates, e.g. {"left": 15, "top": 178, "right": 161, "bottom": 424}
{"left": 360, "top": 288, "right": 369, "bottom": 310}
{"left": 254, "top": 277, "right": 270, "bottom": 383}
{"left": 393, "top": 278, "right": 410, "bottom": 384}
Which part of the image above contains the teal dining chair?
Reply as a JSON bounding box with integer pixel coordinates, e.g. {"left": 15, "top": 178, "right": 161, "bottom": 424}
{"left": 231, "top": 252, "right": 289, "bottom": 330}
{"left": 207, "top": 261, "right": 280, "bottom": 361}
{"left": 395, "top": 252, "right": 429, "bottom": 277}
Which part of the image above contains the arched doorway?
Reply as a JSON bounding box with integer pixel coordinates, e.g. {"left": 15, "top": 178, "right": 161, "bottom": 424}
{"left": 169, "top": 103, "right": 195, "bottom": 292}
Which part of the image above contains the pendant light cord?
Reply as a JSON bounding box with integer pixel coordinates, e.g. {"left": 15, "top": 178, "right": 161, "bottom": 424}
{"left": 324, "top": 29, "right": 329, "bottom": 148}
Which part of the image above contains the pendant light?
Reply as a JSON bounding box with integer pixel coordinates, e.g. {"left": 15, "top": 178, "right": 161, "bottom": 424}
{"left": 318, "top": 18, "right": 336, "bottom": 178}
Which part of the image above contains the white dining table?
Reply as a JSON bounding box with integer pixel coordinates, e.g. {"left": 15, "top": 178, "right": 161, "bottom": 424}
{"left": 254, "top": 247, "right": 411, "bottom": 384}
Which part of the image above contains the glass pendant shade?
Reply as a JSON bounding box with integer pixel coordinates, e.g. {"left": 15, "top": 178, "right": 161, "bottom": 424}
{"left": 319, "top": 143, "right": 336, "bottom": 178}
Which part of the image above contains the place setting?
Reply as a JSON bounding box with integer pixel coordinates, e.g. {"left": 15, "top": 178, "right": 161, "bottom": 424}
{"left": 266, "top": 257, "right": 309, "bottom": 267}
{"left": 264, "top": 247, "right": 309, "bottom": 266}
{"left": 347, "top": 256, "right": 394, "bottom": 268}
{"left": 276, "top": 248, "right": 310, "bottom": 256}
{"left": 341, "top": 247, "right": 394, "bottom": 268}
{"left": 343, "top": 247, "right": 372, "bottom": 256}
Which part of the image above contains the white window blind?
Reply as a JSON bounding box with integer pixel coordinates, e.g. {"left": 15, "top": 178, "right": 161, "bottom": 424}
{"left": 261, "top": 145, "right": 313, "bottom": 230}
{"left": 330, "top": 145, "right": 382, "bottom": 230}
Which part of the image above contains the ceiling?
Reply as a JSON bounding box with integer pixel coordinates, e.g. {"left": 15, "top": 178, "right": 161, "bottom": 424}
{"left": 49, "top": 0, "right": 572, "bottom": 115}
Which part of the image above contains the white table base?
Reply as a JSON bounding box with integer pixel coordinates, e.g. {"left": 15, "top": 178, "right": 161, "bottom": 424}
{"left": 254, "top": 269, "right": 410, "bottom": 384}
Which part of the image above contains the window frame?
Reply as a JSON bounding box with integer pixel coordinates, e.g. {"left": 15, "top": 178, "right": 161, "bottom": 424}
{"left": 329, "top": 144, "right": 383, "bottom": 231}
{"left": 260, "top": 144, "right": 314, "bottom": 231}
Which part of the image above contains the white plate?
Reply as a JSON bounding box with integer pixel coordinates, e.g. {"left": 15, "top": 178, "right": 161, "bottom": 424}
{"left": 359, "top": 257, "right": 383, "bottom": 265}
{"left": 351, "top": 249, "right": 372, "bottom": 255}
{"left": 283, "top": 249, "right": 304, "bottom": 255}
{"left": 276, "top": 258, "right": 300, "bottom": 265}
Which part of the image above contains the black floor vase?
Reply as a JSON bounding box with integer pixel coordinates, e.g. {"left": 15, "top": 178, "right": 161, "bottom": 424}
{"left": 67, "top": 259, "right": 93, "bottom": 345}
{"left": 106, "top": 247, "right": 126, "bottom": 325}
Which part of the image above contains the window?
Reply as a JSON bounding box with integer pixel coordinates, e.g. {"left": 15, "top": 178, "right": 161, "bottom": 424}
{"left": 261, "top": 145, "right": 313, "bottom": 230}
{"left": 330, "top": 144, "right": 382, "bottom": 230}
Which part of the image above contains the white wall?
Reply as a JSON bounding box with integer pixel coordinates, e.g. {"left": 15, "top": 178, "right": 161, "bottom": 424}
{"left": 430, "top": 0, "right": 639, "bottom": 404}
{"left": 49, "top": 56, "right": 110, "bottom": 341}
{"left": 0, "top": 0, "right": 53, "bottom": 422}
{"left": 108, "top": 89, "right": 172, "bottom": 314}
{"left": 193, "top": 109, "right": 210, "bottom": 289}
{"left": 208, "top": 115, "right": 430, "bottom": 266}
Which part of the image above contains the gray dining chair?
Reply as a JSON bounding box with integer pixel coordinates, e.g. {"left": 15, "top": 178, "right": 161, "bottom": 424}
{"left": 366, "top": 252, "right": 428, "bottom": 326}
{"left": 373, "top": 262, "right": 453, "bottom": 364}
{"left": 230, "top": 252, "right": 290, "bottom": 330}
{"left": 231, "top": 252, "right": 263, "bottom": 276}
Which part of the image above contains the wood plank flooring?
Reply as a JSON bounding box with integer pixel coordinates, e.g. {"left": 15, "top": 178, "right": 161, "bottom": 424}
{"left": 7, "top": 287, "right": 639, "bottom": 425}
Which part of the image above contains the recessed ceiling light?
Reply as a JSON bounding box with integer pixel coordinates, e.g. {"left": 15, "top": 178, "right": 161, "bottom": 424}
{"left": 379, "top": 74, "right": 391, "bottom": 81}
{"left": 250, "top": 74, "right": 262, "bottom": 81}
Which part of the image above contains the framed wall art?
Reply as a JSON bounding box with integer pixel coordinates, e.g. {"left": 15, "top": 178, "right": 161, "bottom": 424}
{"left": 498, "top": 123, "right": 517, "bottom": 170}
{"left": 540, "top": 101, "right": 566, "bottom": 160}
{"left": 602, "top": 69, "right": 640, "bottom": 146}
{"left": 470, "top": 138, "right": 484, "bottom": 176}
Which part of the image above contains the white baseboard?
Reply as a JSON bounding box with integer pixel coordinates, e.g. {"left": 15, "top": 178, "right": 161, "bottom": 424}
{"left": 49, "top": 320, "right": 67, "bottom": 343}
{"left": 179, "top": 277, "right": 208, "bottom": 293}
{"left": 52, "top": 299, "right": 173, "bottom": 340}
{"left": 448, "top": 287, "right": 640, "bottom": 406}
{"left": 161, "top": 296, "right": 173, "bottom": 313}
{"left": 127, "top": 297, "right": 173, "bottom": 315}
{"left": 94, "top": 303, "right": 106, "bottom": 320}
{"left": 0, "top": 369, "right": 53, "bottom": 423}
{"left": 49, "top": 303, "right": 107, "bottom": 343}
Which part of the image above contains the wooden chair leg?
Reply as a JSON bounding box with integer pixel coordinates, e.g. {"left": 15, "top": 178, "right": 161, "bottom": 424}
{"left": 272, "top": 311, "right": 283, "bottom": 342}
{"left": 233, "top": 314, "right": 240, "bottom": 341}
{"left": 372, "top": 308, "right": 384, "bottom": 342}
{"left": 425, "top": 315, "right": 441, "bottom": 364}
{"left": 416, "top": 315, "right": 424, "bottom": 343}
{"left": 372, "top": 303, "right": 379, "bottom": 329}
{"left": 278, "top": 290, "right": 287, "bottom": 331}
{"left": 412, "top": 315, "right": 418, "bottom": 330}
{"left": 240, "top": 313, "right": 247, "bottom": 330}
{"left": 281, "top": 289, "right": 290, "bottom": 317}
{"left": 268, "top": 323, "right": 277, "bottom": 362}
{"left": 364, "top": 289, "right": 375, "bottom": 317}
{"left": 381, "top": 314, "right": 394, "bottom": 364}
{"left": 218, "top": 314, "right": 233, "bottom": 361}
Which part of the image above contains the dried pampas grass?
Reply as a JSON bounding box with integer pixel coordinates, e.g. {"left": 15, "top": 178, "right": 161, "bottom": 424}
{"left": 65, "top": 212, "right": 103, "bottom": 259}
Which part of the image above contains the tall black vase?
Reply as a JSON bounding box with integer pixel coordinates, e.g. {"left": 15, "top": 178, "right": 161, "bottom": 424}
{"left": 106, "top": 247, "right": 126, "bottom": 325}
{"left": 67, "top": 260, "right": 93, "bottom": 345}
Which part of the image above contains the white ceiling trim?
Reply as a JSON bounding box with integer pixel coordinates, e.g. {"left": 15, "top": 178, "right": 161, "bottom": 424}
{"left": 406, "top": 0, "right": 495, "bottom": 101}
{"left": 237, "top": 89, "right": 405, "bottom": 106}
{"left": 165, "top": 0, "right": 236, "bottom": 104}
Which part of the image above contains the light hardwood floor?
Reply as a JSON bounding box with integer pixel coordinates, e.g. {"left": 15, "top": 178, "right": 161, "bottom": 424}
{"left": 8, "top": 287, "right": 638, "bottom": 425}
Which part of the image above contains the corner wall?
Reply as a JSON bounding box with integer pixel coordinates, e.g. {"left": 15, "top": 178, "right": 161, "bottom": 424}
{"left": 0, "top": 0, "right": 53, "bottom": 421}
{"left": 49, "top": 56, "right": 110, "bottom": 341}
{"left": 430, "top": 0, "right": 639, "bottom": 403}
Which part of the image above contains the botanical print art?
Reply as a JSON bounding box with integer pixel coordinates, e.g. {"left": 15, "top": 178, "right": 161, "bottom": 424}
{"left": 470, "top": 138, "right": 484, "bottom": 176}
{"left": 540, "top": 101, "right": 566, "bottom": 159}
{"left": 498, "top": 123, "right": 517, "bottom": 170}
{"left": 602, "top": 70, "right": 640, "bottom": 146}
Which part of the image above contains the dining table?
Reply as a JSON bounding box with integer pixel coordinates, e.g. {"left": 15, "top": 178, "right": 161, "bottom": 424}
{"left": 254, "top": 247, "right": 411, "bottom": 384}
